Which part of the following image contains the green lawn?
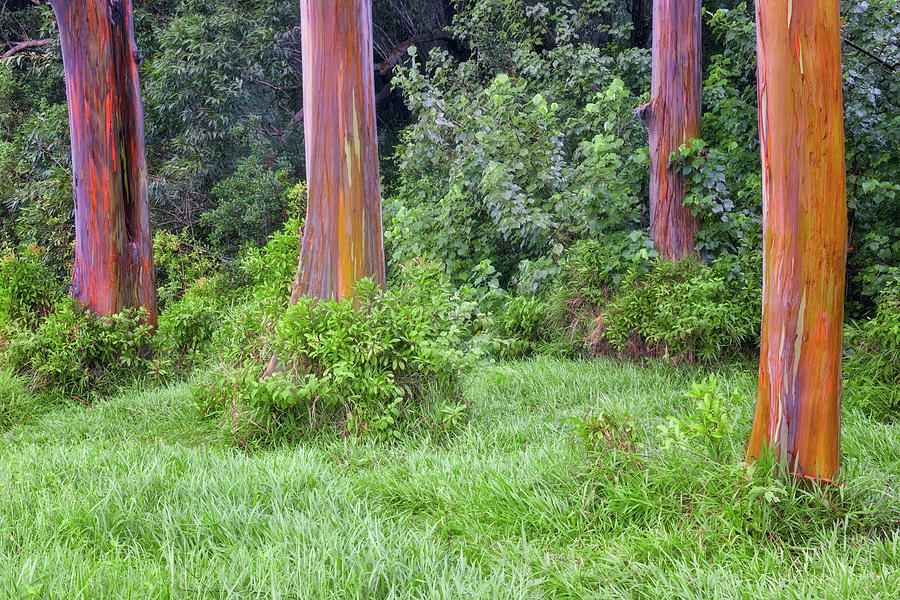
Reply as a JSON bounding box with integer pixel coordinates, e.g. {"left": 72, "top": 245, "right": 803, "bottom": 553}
{"left": 1, "top": 357, "right": 898, "bottom": 599}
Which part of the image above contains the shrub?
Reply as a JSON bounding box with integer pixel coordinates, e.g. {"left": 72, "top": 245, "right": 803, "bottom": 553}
{"left": 600, "top": 259, "right": 760, "bottom": 362}
{"left": 492, "top": 239, "right": 760, "bottom": 363}
{"left": 569, "top": 410, "right": 642, "bottom": 483}
{"left": 844, "top": 280, "right": 900, "bottom": 417}
{"left": 152, "top": 229, "right": 218, "bottom": 308}
{"left": 240, "top": 217, "right": 302, "bottom": 306}
{"left": 154, "top": 281, "right": 219, "bottom": 372}
{"left": 543, "top": 236, "right": 657, "bottom": 351}
{"left": 387, "top": 35, "right": 649, "bottom": 285}
{"left": 197, "top": 260, "right": 472, "bottom": 444}
{"left": 193, "top": 369, "right": 278, "bottom": 446}
{"left": 198, "top": 159, "right": 291, "bottom": 256}
{"left": 5, "top": 300, "right": 153, "bottom": 396}
{"left": 658, "top": 375, "right": 736, "bottom": 462}
{"left": 554, "top": 235, "right": 657, "bottom": 306}
{"left": 491, "top": 295, "right": 551, "bottom": 358}
{"left": 489, "top": 294, "right": 575, "bottom": 359}
{"left": 0, "top": 247, "right": 63, "bottom": 327}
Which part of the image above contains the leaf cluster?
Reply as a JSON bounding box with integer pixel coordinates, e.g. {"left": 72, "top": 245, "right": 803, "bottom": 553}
{"left": 197, "top": 260, "right": 474, "bottom": 445}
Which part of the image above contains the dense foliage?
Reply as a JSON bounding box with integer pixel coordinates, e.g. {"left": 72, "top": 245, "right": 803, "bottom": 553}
{"left": 844, "top": 282, "right": 900, "bottom": 418}
{"left": 197, "top": 261, "right": 472, "bottom": 445}
{"left": 385, "top": 0, "right": 897, "bottom": 311}
{"left": 1, "top": 0, "right": 898, "bottom": 426}
{"left": 3, "top": 1, "right": 895, "bottom": 302}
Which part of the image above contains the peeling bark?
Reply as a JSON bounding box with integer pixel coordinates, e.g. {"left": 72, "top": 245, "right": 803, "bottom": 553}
{"left": 746, "top": 0, "right": 847, "bottom": 482}
{"left": 288, "top": 0, "right": 385, "bottom": 303}
{"left": 264, "top": 0, "right": 385, "bottom": 378}
{"left": 638, "top": 0, "right": 702, "bottom": 260}
{"left": 51, "top": 0, "right": 157, "bottom": 325}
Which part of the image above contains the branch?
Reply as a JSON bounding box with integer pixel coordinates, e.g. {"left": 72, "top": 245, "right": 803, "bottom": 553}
{"left": 1, "top": 38, "right": 51, "bottom": 59}
{"left": 635, "top": 102, "right": 653, "bottom": 128}
{"left": 375, "top": 28, "right": 456, "bottom": 74}
{"left": 841, "top": 36, "right": 898, "bottom": 73}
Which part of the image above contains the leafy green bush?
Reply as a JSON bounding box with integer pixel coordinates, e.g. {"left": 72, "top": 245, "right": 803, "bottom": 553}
{"left": 670, "top": 138, "right": 762, "bottom": 260}
{"left": 489, "top": 294, "right": 576, "bottom": 359}
{"left": 601, "top": 259, "right": 760, "bottom": 362}
{"left": 0, "top": 248, "right": 63, "bottom": 327}
{"left": 491, "top": 295, "right": 550, "bottom": 358}
{"left": 5, "top": 300, "right": 153, "bottom": 396}
{"left": 199, "top": 158, "right": 292, "bottom": 256}
{"left": 154, "top": 282, "right": 219, "bottom": 372}
{"left": 152, "top": 229, "right": 221, "bottom": 308}
{"left": 240, "top": 217, "right": 301, "bottom": 305}
{"left": 197, "top": 261, "right": 472, "bottom": 444}
{"left": 387, "top": 25, "right": 649, "bottom": 284}
{"left": 569, "top": 410, "right": 641, "bottom": 483}
{"left": 844, "top": 281, "right": 900, "bottom": 417}
{"left": 554, "top": 235, "right": 657, "bottom": 307}
{"left": 658, "top": 375, "right": 736, "bottom": 462}
{"left": 492, "top": 239, "right": 760, "bottom": 363}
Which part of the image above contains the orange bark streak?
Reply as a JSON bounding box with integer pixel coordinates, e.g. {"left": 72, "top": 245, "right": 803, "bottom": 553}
{"left": 265, "top": 0, "right": 384, "bottom": 378}
{"left": 747, "top": 0, "right": 847, "bottom": 481}
{"left": 52, "top": 0, "right": 157, "bottom": 326}
{"left": 291, "top": 0, "right": 385, "bottom": 302}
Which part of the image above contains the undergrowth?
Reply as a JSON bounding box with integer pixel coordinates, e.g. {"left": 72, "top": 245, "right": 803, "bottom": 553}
{"left": 494, "top": 238, "right": 762, "bottom": 364}
{"left": 196, "top": 261, "right": 475, "bottom": 445}
{"left": 844, "top": 280, "right": 900, "bottom": 418}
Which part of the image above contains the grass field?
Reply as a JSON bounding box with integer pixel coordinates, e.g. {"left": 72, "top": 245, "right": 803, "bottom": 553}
{"left": 1, "top": 357, "right": 898, "bottom": 599}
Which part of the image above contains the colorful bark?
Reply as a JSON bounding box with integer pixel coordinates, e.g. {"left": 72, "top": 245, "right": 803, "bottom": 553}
{"left": 637, "top": 0, "right": 702, "bottom": 260}
{"left": 51, "top": 0, "right": 156, "bottom": 325}
{"left": 290, "top": 0, "right": 385, "bottom": 302}
{"left": 264, "top": 0, "right": 384, "bottom": 378}
{"left": 746, "top": 0, "right": 847, "bottom": 481}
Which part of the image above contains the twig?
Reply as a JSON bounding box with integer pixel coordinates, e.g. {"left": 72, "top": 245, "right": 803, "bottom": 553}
{"left": 841, "top": 36, "right": 898, "bottom": 73}
{"left": 375, "top": 29, "right": 456, "bottom": 74}
{"left": 1, "top": 38, "right": 51, "bottom": 59}
{"left": 71, "top": 395, "right": 93, "bottom": 408}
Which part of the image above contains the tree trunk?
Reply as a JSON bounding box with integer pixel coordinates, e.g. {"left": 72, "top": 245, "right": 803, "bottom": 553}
{"left": 51, "top": 0, "right": 157, "bottom": 326}
{"left": 290, "top": 0, "right": 385, "bottom": 302}
{"left": 264, "top": 0, "right": 385, "bottom": 377}
{"left": 637, "top": 0, "right": 702, "bottom": 260}
{"left": 746, "top": 0, "right": 847, "bottom": 482}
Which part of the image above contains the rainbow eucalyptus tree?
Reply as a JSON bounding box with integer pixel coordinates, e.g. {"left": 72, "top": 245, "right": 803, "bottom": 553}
{"left": 290, "top": 0, "right": 385, "bottom": 301}
{"left": 264, "top": 0, "right": 385, "bottom": 377}
{"left": 746, "top": 0, "right": 847, "bottom": 482}
{"left": 636, "top": 0, "right": 702, "bottom": 260}
{"left": 51, "top": 0, "right": 156, "bottom": 325}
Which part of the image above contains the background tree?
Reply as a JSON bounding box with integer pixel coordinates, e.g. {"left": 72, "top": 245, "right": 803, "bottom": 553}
{"left": 263, "top": 0, "right": 386, "bottom": 379}
{"left": 636, "top": 0, "right": 702, "bottom": 260}
{"left": 49, "top": 0, "right": 157, "bottom": 324}
{"left": 746, "top": 0, "right": 848, "bottom": 481}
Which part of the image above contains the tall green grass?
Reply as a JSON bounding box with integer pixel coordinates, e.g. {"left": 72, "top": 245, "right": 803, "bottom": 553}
{"left": 1, "top": 357, "right": 898, "bottom": 599}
